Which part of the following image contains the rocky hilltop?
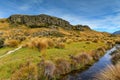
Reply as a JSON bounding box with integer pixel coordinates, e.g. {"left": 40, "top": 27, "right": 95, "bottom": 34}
{"left": 8, "top": 14, "right": 72, "bottom": 29}
{"left": 8, "top": 14, "right": 91, "bottom": 30}
{"left": 73, "top": 25, "right": 91, "bottom": 31}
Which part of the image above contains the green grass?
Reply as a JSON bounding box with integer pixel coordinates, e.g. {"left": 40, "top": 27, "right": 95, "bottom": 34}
{"left": 0, "top": 41, "right": 106, "bottom": 79}
{"left": 0, "top": 47, "right": 15, "bottom": 56}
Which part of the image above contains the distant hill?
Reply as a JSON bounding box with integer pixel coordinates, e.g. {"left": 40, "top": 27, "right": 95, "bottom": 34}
{"left": 8, "top": 14, "right": 91, "bottom": 31}
{"left": 113, "top": 30, "right": 120, "bottom": 34}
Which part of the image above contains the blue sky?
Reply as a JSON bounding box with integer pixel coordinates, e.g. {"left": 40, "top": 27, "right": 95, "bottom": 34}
{"left": 0, "top": 0, "right": 120, "bottom": 33}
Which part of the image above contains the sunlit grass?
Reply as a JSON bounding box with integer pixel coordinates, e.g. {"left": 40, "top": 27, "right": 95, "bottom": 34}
{"left": 0, "top": 41, "right": 106, "bottom": 79}
{"left": 0, "top": 47, "right": 15, "bottom": 56}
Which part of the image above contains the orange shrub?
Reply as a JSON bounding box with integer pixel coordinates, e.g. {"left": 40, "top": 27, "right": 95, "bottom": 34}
{"left": 4, "top": 39, "right": 20, "bottom": 47}
{"left": 36, "top": 40, "right": 48, "bottom": 52}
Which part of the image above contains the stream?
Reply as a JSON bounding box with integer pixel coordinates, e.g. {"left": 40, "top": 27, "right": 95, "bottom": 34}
{"left": 62, "top": 45, "right": 118, "bottom": 80}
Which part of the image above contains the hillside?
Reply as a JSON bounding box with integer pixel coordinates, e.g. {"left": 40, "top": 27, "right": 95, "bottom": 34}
{"left": 0, "top": 14, "right": 119, "bottom": 80}
{"left": 8, "top": 14, "right": 93, "bottom": 31}
{"left": 113, "top": 30, "right": 120, "bottom": 34}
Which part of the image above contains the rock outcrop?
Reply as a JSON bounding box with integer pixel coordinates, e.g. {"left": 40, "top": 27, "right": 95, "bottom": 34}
{"left": 8, "top": 14, "right": 91, "bottom": 31}
{"left": 72, "top": 25, "right": 91, "bottom": 31}
{"left": 8, "top": 14, "right": 72, "bottom": 29}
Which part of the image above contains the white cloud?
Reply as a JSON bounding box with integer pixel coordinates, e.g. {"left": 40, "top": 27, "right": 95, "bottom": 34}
{"left": 19, "top": 0, "right": 43, "bottom": 11}
{"left": 36, "top": 7, "right": 120, "bottom": 33}
{"left": 1, "top": 0, "right": 120, "bottom": 33}
{"left": 19, "top": 5, "right": 30, "bottom": 11}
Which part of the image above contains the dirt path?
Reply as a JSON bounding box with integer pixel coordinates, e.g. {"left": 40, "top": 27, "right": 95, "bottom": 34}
{"left": 0, "top": 46, "right": 22, "bottom": 59}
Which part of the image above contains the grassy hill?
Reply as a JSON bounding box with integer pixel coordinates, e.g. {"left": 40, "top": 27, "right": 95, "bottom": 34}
{"left": 0, "top": 14, "right": 119, "bottom": 80}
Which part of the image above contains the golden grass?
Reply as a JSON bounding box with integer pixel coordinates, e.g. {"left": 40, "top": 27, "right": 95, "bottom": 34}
{"left": 11, "top": 62, "right": 38, "bottom": 80}
{"left": 55, "top": 42, "right": 65, "bottom": 49}
{"left": 4, "top": 39, "right": 20, "bottom": 47}
{"left": 97, "top": 63, "right": 120, "bottom": 80}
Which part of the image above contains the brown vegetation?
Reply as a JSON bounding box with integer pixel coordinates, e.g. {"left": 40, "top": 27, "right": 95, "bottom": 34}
{"left": 4, "top": 39, "right": 20, "bottom": 47}
{"left": 11, "top": 62, "right": 38, "bottom": 80}
{"left": 97, "top": 63, "right": 120, "bottom": 80}
{"left": 55, "top": 42, "right": 65, "bottom": 49}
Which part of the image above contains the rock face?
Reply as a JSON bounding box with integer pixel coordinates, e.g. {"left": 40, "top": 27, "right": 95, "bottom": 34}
{"left": 8, "top": 14, "right": 91, "bottom": 31}
{"left": 8, "top": 14, "right": 72, "bottom": 29}
{"left": 113, "top": 30, "right": 120, "bottom": 35}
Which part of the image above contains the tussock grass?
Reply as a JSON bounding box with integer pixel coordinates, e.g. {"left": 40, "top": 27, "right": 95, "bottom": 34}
{"left": 55, "top": 58, "right": 70, "bottom": 74}
{"left": 24, "top": 38, "right": 52, "bottom": 52}
{"left": 69, "top": 53, "right": 92, "bottom": 68}
{"left": 11, "top": 62, "right": 38, "bottom": 80}
{"left": 97, "top": 63, "right": 120, "bottom": 80}
{"left": 37, "top": 60, "right": 56, "bottom": 80}
{"left": 4, "top": 39, "right": 20, "bottom": 47}
{"left": 55, "top": 42, "right": 65, "bottom": 49}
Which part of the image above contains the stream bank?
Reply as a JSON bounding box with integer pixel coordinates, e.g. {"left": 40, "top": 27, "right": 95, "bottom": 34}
{"left": 61, "top": 45, "right": 118, "bottom": 80}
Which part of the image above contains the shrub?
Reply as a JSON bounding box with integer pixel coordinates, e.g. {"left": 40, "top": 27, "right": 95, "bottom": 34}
{"left": 97, "top": 64, "right": 120, "bottom": 80}
{"left": 89, "top": 47, "right": 105, "bottom": 61}
{"left": 55, "top": 43, "right": 65, "bottom": 49}
{"left": 36, "top": 40, "right": 48, "bottom": 52}
{"left": 69, "top": 53, "right": 92, "bottom": 69}
{"left": 24, "top": 38, "right": 48, "bottom": 52}
{"left": 97, "top": 47, "right": 106, "bottom": 55}
{"left": 75, "top": 53, "right": 92, "bottom": 65}
{"left": 85, "top": 41, "right": 91, "bottom": 44}
{"left": 89, "top": 50, "right": 101, "bottom": 60}
{"left": 55, "top": 58, "right": 70, "bottom": 75}
{"left": 66, "top": 39, "right": 73, "bottom": 44}
{"left": 37, "top": 60, "right": 56, "bottom": 80}
{"left": 11, "top": 63, "right": 38, "bottom": 80}
{"left": 4, "top": 39, "right": 19, "bottom": 47}
{"left": 92, "top": 39, "right": 99, "bottom": 43}
{"left": 111, "top": 52, "right": 120, "bottom": 64}
{"left": 46, "top": 38, "right": 54, "bottom": 48}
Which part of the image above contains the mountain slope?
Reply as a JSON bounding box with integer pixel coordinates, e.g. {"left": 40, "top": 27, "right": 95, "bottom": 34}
{"left": 113, "top": 30, "right": 120, "bottom": 34}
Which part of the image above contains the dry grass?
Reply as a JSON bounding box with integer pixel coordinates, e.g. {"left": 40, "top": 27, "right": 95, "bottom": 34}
{"left": 4, "top": 39, "right": 20, "bottom": 47}
{"left": 97, "top": 63, "right": 120, "bottom": 80}
{"left": 37, "top": 60, "right": 56, "bottom": 80}
{"left": 24, "top": 38, "right": 49, "bottom": 52}
{"left": 69, "top": 53, "right": 93, "bottom": 69}
{"left": 66, "top": 39, "right": 73, "bottom": 44}
{"left": 89, "top": 47, "right": 106, "bottom": 60}
{"left": 55, "top": 58, "right": 70, "bottom": 74}
{"left": 11, "top": 62, "right": 38, "bottom": 80}
{"left": 55, "top": 42, "right": 65, "bottom": 49}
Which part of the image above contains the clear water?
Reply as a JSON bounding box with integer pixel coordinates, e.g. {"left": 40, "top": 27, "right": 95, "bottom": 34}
{"left": 62, "top": 46, "right": 117, "bottom": 80}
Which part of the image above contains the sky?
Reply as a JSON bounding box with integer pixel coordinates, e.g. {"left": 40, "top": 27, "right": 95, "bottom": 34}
{"left": 0, "top": 0, "right": 120, "bottom": 33}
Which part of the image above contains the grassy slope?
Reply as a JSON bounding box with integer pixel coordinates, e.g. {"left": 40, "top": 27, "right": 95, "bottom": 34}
{"left": 0, "top": 41, "right": 106, "bottom": 79}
